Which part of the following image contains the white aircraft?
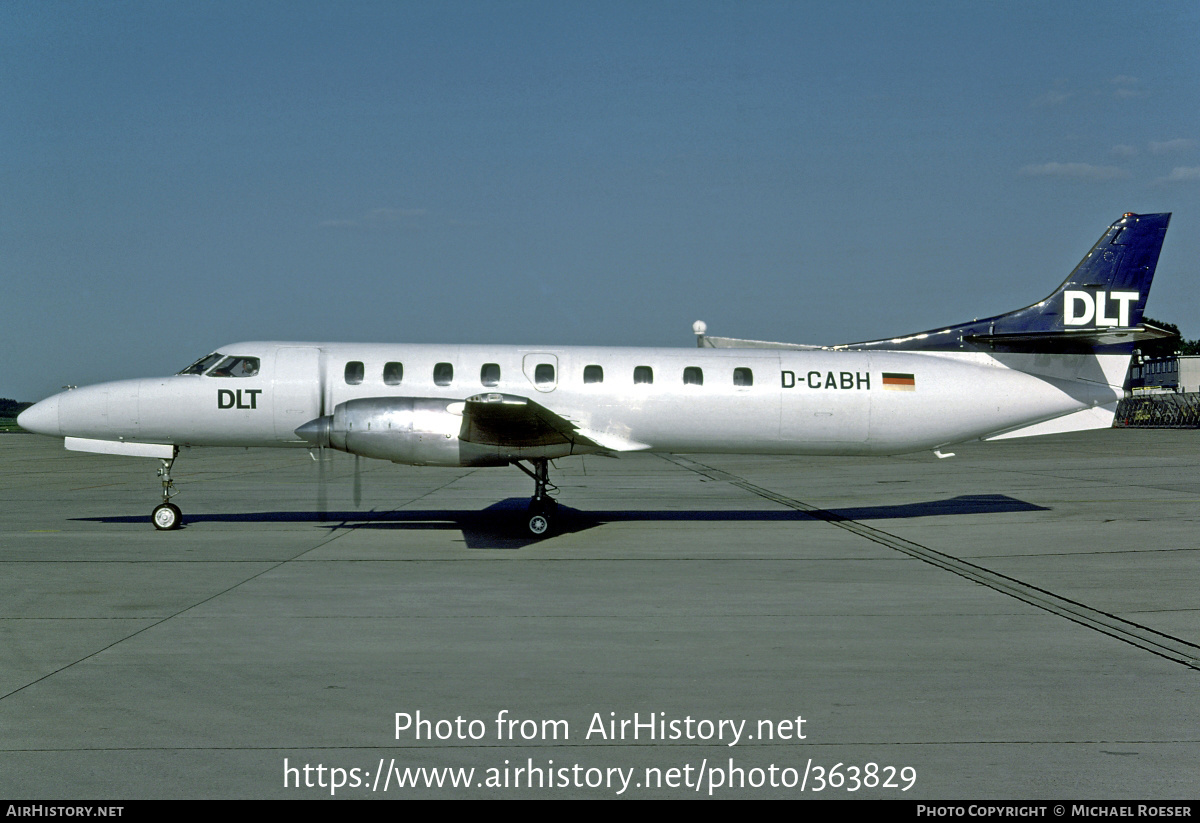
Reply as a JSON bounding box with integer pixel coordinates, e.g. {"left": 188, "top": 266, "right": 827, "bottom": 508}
{"left": 19, "top": 212, "right": 1172, "bottom": 536}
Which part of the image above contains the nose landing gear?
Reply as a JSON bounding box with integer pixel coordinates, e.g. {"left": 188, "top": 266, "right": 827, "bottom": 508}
{"left": 151, "top": 448, "right": 182, "bottom": 530}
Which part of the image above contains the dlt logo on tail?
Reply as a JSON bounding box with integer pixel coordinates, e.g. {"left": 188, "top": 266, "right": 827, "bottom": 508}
{"left": 1062, "top": 290, "right": 1139, "bottom": 327}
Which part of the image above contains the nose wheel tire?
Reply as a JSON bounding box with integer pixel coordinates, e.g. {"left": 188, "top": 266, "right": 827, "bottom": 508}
{"left": 152, "top": 503, "right": 182, "bottom": 531}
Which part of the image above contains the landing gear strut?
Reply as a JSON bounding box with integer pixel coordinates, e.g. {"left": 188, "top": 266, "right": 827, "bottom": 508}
{"left": 151, "top": 447, "right": 182, "bottom": 530}
{"left": 513, "top": 458, "right": 558, "bottom": 537}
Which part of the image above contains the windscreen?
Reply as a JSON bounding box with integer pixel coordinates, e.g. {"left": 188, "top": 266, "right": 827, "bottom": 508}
{"left": 177, "top": 353, "right": 223, "bottom": 375}
{"left": 208, "top": 356, "right": 261, "bottom": 377}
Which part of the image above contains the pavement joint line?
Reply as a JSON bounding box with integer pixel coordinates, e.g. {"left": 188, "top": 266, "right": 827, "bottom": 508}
{"left": 659, "top": 454, "right": 1200, "bottom": 672}
{"left": 0, "top": 508, "right": 373, "bottom": 704}
{"left": 391, "top": 469, "right": 480, "bottom": 510}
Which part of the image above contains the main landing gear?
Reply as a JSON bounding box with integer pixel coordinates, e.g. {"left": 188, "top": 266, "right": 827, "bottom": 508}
{"left": 151, "top": 448, "right": 182, "bottom": 530}
{"left": 513, "top": 458, "right": 559, "bottom": 537}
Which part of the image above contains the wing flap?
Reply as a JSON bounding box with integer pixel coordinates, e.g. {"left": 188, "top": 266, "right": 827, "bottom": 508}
{"left": 461, "top": 393, "right": 650, "bottom": 453}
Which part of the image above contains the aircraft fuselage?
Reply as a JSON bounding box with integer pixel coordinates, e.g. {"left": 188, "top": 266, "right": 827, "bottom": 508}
{"left": 23, "top": 341, "right": 1124, "bottom": 460}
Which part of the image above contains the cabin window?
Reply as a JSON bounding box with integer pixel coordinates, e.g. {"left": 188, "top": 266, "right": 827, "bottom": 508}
{"left": 209, "top": 356, "right": 260, "bottom": 378}
{"left": 634, "top": 366, "right": 653, "bottom": 385}
{"left": 434, "top": 362, "right": 454, "bottom": 386}
{"left": 584, "top": 365, "right": 604, "bottom": 384}
{"left": 481, "top": 363, "right": 500, "bottom": 386}
{"left": 178, "top": 353, "right": 223, "bottom": 375}
{"left": 535, "top": 363, "right": 555, "bottom": 385}
{"left": 734, "top": 367, "right": 753, "bottom": 387}
{"left": 683, "top": 366, "right": 703, "bottom": 386}
{"left": 344, "top": 361, "right": 364, "bottom": 385}
{"left": 383, "top": 362, "right": 403, "bottom": 385}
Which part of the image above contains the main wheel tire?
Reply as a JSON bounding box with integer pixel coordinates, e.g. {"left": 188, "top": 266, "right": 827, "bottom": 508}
{"left": 527, "top": 511, "right": 551, "bottom": 537}
{"left": 152, "top": 503, "right": 181, "bottom": 531}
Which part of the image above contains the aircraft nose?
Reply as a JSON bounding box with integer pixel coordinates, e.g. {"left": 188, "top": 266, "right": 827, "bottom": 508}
{"left": 17, "top": 394, "right": 62, "bottom": 436}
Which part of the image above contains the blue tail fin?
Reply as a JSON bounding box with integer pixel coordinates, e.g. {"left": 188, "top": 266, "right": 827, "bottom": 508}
{"left": 846, "top": 212, "right": 1171, "bottom": 352}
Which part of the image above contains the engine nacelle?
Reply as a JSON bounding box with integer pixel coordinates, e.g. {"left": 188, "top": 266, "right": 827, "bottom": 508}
{"left": 295, "top": 397, "right": 576, "bottom": 467}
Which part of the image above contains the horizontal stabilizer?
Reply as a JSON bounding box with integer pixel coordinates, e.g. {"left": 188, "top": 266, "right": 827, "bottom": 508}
{"left": 696, "top": 334, "right": 825, "bottom": 350}
{"left": 963, "top": 322, "right": 1176, "bottom": 350}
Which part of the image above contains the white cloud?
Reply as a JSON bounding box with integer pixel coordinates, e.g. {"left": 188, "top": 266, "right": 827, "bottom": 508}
{"left": 1149, "top": 139, "right": 1195, "bottom": 154}
{"left": 319, "top": 208, "right": 428, "bottom": 229}
{"left": 1019, "top": 162, "right": 1130, "bottom": 181}
{"left": 1032, "top": 90, "right": 1071, "bottom": 107}
{"left": 1156, "top": 166, "right": 1200, "bottom": 184}
{"left": 1111, "top": 76, "right": 1145, "bottom": 98}
{"left": 1032, "top": 78, "right": 1072, "bottom": 108}
{"left": 1111, "top": 144, "right": 1138, "bottom": 158}
{"left": 366, "top": 208, "right": 427, "bottom": 222}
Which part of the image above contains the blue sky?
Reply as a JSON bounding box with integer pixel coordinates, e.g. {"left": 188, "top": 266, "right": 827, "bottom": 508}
{"left": 4, "top": 1, "right": 1199, "bottom": 400}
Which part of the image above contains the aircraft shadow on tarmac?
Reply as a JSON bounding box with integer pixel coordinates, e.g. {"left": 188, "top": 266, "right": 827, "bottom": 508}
{"left": 78, "top": 494, "right": 1048, "bottom": 550}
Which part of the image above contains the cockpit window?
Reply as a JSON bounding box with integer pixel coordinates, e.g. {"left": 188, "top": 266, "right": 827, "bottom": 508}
{"left": 208, "top": 356, "right": 261, "bottom": 378}
{"left": 178, "top": 353, "right": 223, "bottom": 375}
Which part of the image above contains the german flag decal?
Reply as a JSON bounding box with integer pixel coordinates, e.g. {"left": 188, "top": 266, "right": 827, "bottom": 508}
{"left": 882, "top": 372, "right": 916, "bottom": 391}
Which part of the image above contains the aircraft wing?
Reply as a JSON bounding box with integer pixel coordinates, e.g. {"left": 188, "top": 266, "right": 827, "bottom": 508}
{"left": 461, "top": 393, "right": 649, "bottom": 453}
